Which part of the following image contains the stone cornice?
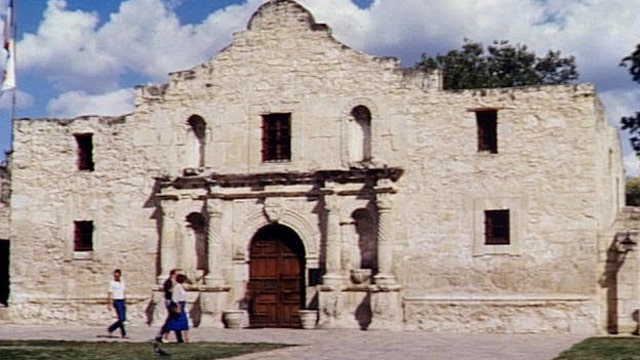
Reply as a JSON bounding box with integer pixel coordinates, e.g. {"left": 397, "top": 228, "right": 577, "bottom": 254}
{"left": 160, "top": 167, "right": 403, "bottom": 192}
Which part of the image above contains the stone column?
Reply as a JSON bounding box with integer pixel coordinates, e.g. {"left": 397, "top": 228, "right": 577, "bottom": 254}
{"left": 323, "top": 192, "right": 343, "bottom": 286}
{"left": 340, "top": 217, "right": 355, "bottom": 273}
{"left": 205, "top": 198, "right": 225, "bottom": 286}
{"left": 374, "top": 188, "right": 396, "bottom": 285}
{"left": 158, "top": 198, "right": 178, "bottom": 284}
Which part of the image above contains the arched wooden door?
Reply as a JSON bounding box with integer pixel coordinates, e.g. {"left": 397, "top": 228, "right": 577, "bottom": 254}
{"left": 248, "top": 224, "right": 305, "bottom": 328}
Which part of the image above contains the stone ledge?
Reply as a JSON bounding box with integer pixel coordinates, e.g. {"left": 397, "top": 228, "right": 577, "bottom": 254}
{"left": 404, "top": 293, "right": 594, "bottom": 304}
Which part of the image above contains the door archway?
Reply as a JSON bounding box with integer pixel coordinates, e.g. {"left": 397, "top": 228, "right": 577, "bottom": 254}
{"left": 248, "top": 224, "right": 305, "bottom": 328}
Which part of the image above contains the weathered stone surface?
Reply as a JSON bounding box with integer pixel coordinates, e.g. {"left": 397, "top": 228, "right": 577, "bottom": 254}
{"left": 5, "top": 0, "right": 627, "bottom": 333}
{"left": 0, "top": 165, "right": 8, "bottom": 239}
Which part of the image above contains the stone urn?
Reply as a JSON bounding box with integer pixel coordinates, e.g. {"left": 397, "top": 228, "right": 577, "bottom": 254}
{"left": 350, "top": 268, "right": 372, "bottom": 284}
{"left": 222, "top": 310, "right": 247, "bottom": 329}
{"left": 298, "top": 309, "right": 318, "bottom": 330}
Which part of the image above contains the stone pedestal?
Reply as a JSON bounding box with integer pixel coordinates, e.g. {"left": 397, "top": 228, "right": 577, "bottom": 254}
{"left": 317, "top": 285, "right": 344, "bottom": 328}
{"left": 369, "top": 285, "right": 403, "bottom": 331}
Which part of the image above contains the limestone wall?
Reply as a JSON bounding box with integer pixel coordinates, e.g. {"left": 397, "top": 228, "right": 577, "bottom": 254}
{"left": 7, "top": 0, "right": 625, "bottom": 332}
{"left": 0, "top": 164, "right": 9, "bottom": 239}
{"left": 9, "top": 116, "right": 159, "bottom": 324}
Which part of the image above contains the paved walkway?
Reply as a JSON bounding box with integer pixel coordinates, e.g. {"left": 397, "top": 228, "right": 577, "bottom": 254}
{"left": 0, "top": 324, "right": 586, "bottom": 360}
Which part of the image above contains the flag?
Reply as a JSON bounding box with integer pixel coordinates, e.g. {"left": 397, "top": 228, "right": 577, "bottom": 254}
{"left": 1, "top": 0, "right": 15, "bottom": 92}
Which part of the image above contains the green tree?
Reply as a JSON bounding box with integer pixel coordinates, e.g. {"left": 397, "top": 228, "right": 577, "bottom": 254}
{"left": 626, "top": 176, "right": 640, "bottom": 206}
{"left": 416, "top": 39, "right": 579, "bottom": 90}
{"left": 620, "top": 44, "right": 640, "bottom": 154}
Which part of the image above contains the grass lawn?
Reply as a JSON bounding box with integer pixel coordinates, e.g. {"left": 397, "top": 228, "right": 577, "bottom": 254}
{"left": 0, "top": 340, "right": 293, "bottom": 360}
{"left": 554, "top": 337, "right": 640, "bottom": 360}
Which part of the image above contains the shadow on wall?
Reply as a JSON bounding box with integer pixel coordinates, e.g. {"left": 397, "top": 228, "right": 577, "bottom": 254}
{"left": 355, "top": 293, "right": 372, "bottom": 330}
{"left": 145, "top": 298, "right": 156, "bottom": 326}
{"left": 599, "top": 236, "right": 634, "bottom": 334}
{"left": 189, "top": 294, "right": 203, "bottom": 327}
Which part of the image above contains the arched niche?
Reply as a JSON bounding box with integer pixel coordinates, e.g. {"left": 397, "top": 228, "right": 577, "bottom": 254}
{"left": 187, "top": 114, "right": 207, "bottom": 168}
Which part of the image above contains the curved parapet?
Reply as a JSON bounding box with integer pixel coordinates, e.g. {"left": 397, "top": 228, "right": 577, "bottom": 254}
{"left": 248, "top": 0, "right": 328, "bottom": 33}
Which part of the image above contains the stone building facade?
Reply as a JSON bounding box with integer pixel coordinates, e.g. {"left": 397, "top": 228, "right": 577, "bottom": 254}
{"left": 5, "top": 0, "right": 633, "bottom": 333}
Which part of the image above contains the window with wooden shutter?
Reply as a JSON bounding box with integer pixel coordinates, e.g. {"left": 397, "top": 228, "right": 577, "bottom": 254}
{"left": 261, "top": 113, "right": 291, "bottom": 162}
{"left": 484, "top": 209, "right": 510, "bottom": 245}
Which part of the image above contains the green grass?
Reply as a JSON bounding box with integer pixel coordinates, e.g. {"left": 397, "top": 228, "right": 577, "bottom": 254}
{"left": 0, "top": 340, "right": 293, "bottom": 360}
{"left": 554, "top": 337, "right": 640, "bottom": 360}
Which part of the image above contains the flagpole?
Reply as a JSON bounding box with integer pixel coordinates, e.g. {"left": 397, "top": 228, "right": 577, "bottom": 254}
{"left": 4, "top": 0, "right": 15, "bottom": 159}
{"left": 10, "top": 0, "right": 15, "bottom": 156}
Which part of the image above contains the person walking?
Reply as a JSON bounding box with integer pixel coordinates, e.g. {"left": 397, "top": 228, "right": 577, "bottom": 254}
{"left": 165, "top": 274, "right": 190, "bottom": 343}
{"left": 154, "top": 269, "right": 183, "bottom": 343}
{"left": 107, "top": 269, "right": 127, "bottom": 338}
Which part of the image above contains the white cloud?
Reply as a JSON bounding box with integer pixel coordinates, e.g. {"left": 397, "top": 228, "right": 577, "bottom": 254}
{"left": 600, "top": 88, "right": 640, "bottom": 167}
{"left": 20, "top": 0, "right": 122, "bottom": 92}
{"left": 46, "top": 88, "right": 134, "bottom": 118}
{"left": 624, "top": 152, "right": 640, "bottom": 178}
{"left": 0, "top": 90, "right": 33, "bottom": 111}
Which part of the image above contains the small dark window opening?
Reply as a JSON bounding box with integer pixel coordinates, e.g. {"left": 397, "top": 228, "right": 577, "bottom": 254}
{"left": 74, "top": 133, "right": 94, "bottom": 171}
{"left": 262, "top": 113, "right": 291, "bottom": 162}
{"left": 74, "top": 221, "right": 94, "bottom": 252}
{"left": 484, "top": 210, "right": 510, "bottom": 245}
{"left": 476, "top": 110, "right": 497, "bottom": 154}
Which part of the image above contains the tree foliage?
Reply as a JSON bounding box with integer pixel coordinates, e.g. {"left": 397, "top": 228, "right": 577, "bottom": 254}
{"left": 626, "top": 176, "right": 640, "bottom": 206}
{"left": 620, "top": 44, "right": 640, "bottom": 154}
{"left": 415, "top": 39, "right": 579, "bottom": 90}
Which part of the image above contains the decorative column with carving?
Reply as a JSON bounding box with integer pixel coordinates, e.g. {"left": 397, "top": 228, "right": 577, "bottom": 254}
{"left": 158, "top": 197, "right": 178, "bottom": 284}
{"left": 205, "top": 198, "right": 225, "bottom": 287}
{"left": 369, "top": 179, "right": 402, "bottom": 330}
{"left": 323, "top": 191, "right": 343, "bottom": 286}
{"left": 375, "top": 189, "right": 396, "bottom": 285}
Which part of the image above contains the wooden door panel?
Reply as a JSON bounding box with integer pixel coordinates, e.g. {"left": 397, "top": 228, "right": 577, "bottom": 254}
{"left": 249, "top": 229, "right": 303, "bottom": 328}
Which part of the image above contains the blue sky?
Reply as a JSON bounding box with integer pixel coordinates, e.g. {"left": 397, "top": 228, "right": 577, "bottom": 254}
{"left": 1, "top": 0, "right": 639, "bottom": 173}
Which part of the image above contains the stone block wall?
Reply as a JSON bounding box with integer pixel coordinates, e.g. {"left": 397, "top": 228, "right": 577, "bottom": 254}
{"left": 9, "top": 115, "right": 160, "bottom": 324}
{"left": 6, "top": 0, "right": 625, "bottom": 332}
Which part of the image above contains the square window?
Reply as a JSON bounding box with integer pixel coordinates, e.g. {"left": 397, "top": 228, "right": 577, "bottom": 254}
{"left": 476, "top": 110, "right": 497, "bottom": 154}
{"left": 261, "top": 113, "right": 291, "bottom": 162}
{"left": 74, "top": 133, "right": 94, "bottom": 171}
{"left": 74, "top": 221, "right": 94, "bottom": 252}
{"left": 484, "top": 209, "right": 509, "bottom": 245}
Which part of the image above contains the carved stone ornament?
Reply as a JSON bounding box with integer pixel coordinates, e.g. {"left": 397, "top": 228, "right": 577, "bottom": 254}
{"left": 263, "top": 198, "right": 285, "bottom": 223}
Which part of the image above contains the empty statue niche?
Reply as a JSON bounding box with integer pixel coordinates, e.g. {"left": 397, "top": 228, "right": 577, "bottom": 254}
{"left": 348, "top": 105, "right": 372, "bottom": 164}
{"left": 187, "top": 115, "right": 207, "bottom": 168}
{"left": 186, "top": 212, "right": 208, "bottom": 282}
{"left": 351, "top": 208, "right": 377, "bottom": 284}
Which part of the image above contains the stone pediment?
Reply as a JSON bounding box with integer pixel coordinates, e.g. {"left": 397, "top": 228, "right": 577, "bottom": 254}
{"left": 247, "top": 0, "right": 328, "bottom": 33}
{"left": 158, "top": 0, "right": 403, "bottom": 97}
